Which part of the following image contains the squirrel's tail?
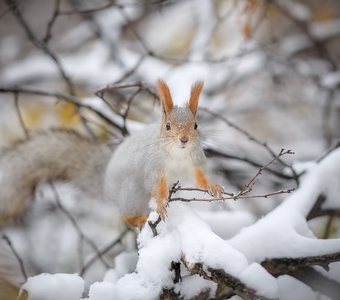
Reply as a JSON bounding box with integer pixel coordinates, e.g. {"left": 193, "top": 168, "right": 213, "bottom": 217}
{"left": 0, "top": 129, "right": 111, "bottom": 221}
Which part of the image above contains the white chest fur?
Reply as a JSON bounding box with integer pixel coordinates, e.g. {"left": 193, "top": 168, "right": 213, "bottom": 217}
{"left": 164, "top": 146, "right": 194, "bottom": 185}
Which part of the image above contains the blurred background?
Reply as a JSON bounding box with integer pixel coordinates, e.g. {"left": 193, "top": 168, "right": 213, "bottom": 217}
{"left": 0, "top": 0, "right": 339, "bottom": 299}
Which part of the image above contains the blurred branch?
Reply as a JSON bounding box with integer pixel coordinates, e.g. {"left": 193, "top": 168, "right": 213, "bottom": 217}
{"left": 13, "top": 93, "right": 30, "bottom": 139}
{"left": 43, "top": 0, "right": 61, "bottom": 44}
{"left": 59, "top": 0, "right": 170, "bottom": 15}
{"left": 307, "top": 194, "right": 340, "bottom": 220}
{"left": 80, "top": 228, "right": 129, "bottom": 276}
{"left": 316, "top": 140, "right": 340, "bottom": 163}
{"left": 96, "top": 81, "right": 158, "bottom": 99}
{"left": 205, "top": 148, "right": 295, "bottom": 180}
{"left": 271, "top": 0, "right": 337, "bottom": 70}
{"left": 96, "top": 81, "right": 159, "bottom": 135}
{"left": 5, "top": 0, "right": 76, "bottom": 95}
{"left": 292, "top": 267, "right": 340, "bottom": 300}
{"left": 201, "top": 108, "right": 300, "bottom": 185}
{"left": 271, "top": 0, "right": 340, "bottom": 148}
{"left": 0, "top": 87, "right": 126, "bottom": 135}
{"left": 2, "top": 234, "right": 28, "bottom": 284}
{"left": 262, "top": 254, "right": 340, "bottom": 300}
{"left": 49, "top": 183, "right": 111, "bottom": 271}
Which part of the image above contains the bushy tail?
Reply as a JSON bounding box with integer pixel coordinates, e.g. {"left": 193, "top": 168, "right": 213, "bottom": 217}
{"left": 0, "top": 130, "right": 111, "bottom": 221}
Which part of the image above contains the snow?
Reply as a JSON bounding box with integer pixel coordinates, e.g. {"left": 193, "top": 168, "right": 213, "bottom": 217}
{"left": 197, "top": 210, "right": 256, "bottom": 239}
{"left": 321, "top": 71, "right": 340, "bottom": 89}
{"left": 1, "top": 1, "right": 340, "bottom": 299}
{"left": 311, "top": 19, "right": 340, "bottom": 41}
{"left": 277, "top": 275, "right": 320, "bottom": 300}
{"left": 238, "top": 263, "right": 278, "bottom": 299}
{"left": 180, "top": 274, "right": 216, "bottom": 299}
{"left": 21, "top": 273, "right": 84, "bottom": 300}
{"left": 276, "top": 0, "right": 311, "bottom": 22}
{"left": 88, "top": 282, "right": 117, "bottom": 300}
{"left": 85, "top": 202, "right": 278, "bottom": 300}
{"left": 229, "top": 149, "right": 340, "bottom": 262}
{"left": 15, "top": 149, "right": 340, "bottom": 299}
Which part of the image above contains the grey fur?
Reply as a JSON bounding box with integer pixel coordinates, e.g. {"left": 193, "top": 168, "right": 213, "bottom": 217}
{"left": 0, "top": 108, "right": 207, "bottom": 220}
{"left": 0, "top": 130, "right": 111, "bottom": 219}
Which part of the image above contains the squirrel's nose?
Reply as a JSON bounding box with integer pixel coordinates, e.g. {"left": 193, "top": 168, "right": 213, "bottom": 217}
{"left": 180, "top": 137, "right": 188, "bottom": 144}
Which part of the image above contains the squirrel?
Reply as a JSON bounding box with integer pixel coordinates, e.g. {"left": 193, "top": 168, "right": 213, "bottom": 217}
{"left": 0, "top": 80, "right": 223, "bottom": 228}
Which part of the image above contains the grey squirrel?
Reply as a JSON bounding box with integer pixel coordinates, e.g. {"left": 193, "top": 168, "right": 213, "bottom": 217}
{"left": 0, "top": 80, "right": 223, "bottom": 227}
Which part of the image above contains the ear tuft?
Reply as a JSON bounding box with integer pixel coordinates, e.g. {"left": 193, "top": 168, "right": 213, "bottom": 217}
{"left": 157, "top": 79, "right": 173, "bottom": 114}
{"left": 188, "top": 81, "right": 204, "bottom": 115}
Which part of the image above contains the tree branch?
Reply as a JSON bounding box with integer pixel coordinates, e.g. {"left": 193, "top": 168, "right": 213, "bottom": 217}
{"left": 182, "top": 257, "right": 276, "bottom": 300}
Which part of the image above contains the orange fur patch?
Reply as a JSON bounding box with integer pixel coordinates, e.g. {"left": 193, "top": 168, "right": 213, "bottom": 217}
{"left": 188, "top": 81, "right": 204, "bottom": 115}
{"left": 157, "top": 176, "right": 168, "bottom": 203}
{"left": 195, "top": 168, "right": 209, "bottom": 189}
{"left": 157, "top": 80, "right": 173, "bottom": 113}
{"left": 123, "top": 215, "right": 148, "bottom": 229}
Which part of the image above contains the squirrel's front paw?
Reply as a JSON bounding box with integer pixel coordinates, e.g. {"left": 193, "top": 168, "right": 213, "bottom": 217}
{"left": 208, "top": 184, "right": 224, "bottom": 198}
{"left": 156, "top": 203, "right": 168, "bottom": 220}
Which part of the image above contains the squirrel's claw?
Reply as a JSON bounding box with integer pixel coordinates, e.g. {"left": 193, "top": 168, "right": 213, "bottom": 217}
{"left": 208, "top": 184, "right": 224, "bottom": 199}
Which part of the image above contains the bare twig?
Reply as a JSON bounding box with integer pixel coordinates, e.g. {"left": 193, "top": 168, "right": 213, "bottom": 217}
{"left": 244, "top": 148, "right": 294, "bottom": 193}
{"left": 2, "top": 234, "right": 28, "bottom": 283}
{"left": 0, "top": 87, "right": 126, "bottom": 135}
{"left": 168, "top": 149, "right": 295, "bottom": 203}
{"left": 148, "top": 217, "right": 162, "bottom": 237}
{"left": 5, "top": 0, "right": 76, "bottom": 95}
{"left": 201, "top": 108, "right": 300, "bottom": 184}
{"left": 96, "top": 81, "right": 158, "bottom": 100}
{"left": 43, "top": 0, "right": 61, "bottom": 44}
{"left": 168, "top": 188, "right": 294, "bottom": 203}
{"left": 13, "top": 93, "right": 30, "bottom": 139}
{"left": 59, "top": 0, "right": 170, "bottom": 15}
{"left": 121, "top": 87, "right": 142, "bottom": 136}
{"left": 49, "top": 183, "right": 111, "bottom": 270}
{"left": 316, "top": 140, "right": 340, "bottom": 163}
{"left": 80, "top": 228, "right": 129, "bottom": 276}
{"left": 205, "top": 148, "right": 296, "bottom": 180}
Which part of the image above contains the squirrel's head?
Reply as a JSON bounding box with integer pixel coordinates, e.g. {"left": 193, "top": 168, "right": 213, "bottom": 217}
{"left": 157, "top": 80, "right": 203, "bottom": 149}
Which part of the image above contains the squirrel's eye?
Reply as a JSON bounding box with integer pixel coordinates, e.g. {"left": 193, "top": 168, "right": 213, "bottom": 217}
{"left": 194, "top": 123, "right": 198, "bottom": 130}
{"left": 166, "top": 123, "right": 171, "bottom": 131}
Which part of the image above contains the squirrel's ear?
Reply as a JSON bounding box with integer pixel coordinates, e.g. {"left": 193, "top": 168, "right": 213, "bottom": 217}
{"left": 157, "top": 79, "right": 173, "bottom": 114}
{"left": 188, "top": 81, "right": 204, "bottom": 115}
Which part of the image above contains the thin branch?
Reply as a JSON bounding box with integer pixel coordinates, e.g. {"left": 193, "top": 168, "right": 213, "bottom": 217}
{"left": 95, "top": 81, "right": 158, "bottom": 100}
{"left": 292, "top": 267, "right": 340, "bottom": 300}
{"left": 316, "top": 140, "right": 340, "bottom": 163}
{"left": 80, "top": 228, "right": 129, "bottom": 276}
{"left": 43, "top": 0, "right": 61, "bottom": 44}
{"left": 59, "top": 0, "right": 171, "bottom": 15}
{"left": 116, "top": 55, "right": 146, "bottom": 83}
{"left": 49, "top": 183, "right": 111, "bottom": 270}
{"left": 168, "top": 188, "right": 294, "bottom": 203}
{"left": 205, "top": 148, "right": 295, "bottom": 180}
{"left": 2, "top": 234, "right": 28, "bottom": 284}
{"left": 13, "top": 92, "right": 30, "bottom": 139}
{"left": 0, "top": 87, "right": 126, "bottom": 135}
{"left": 244, "top": 148, "right": 294, "bottom": 193}
{"left": 169, "top": 149, "right": 295, "bottom": 203}
{"left": 182, "top": 257, "right": 275, "bottom": 300}
{"left": 201, "top": 108, "right": 300, "bottom": 184}
{"left": 5, "top": 0, "right": 75, "bottom": 95}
